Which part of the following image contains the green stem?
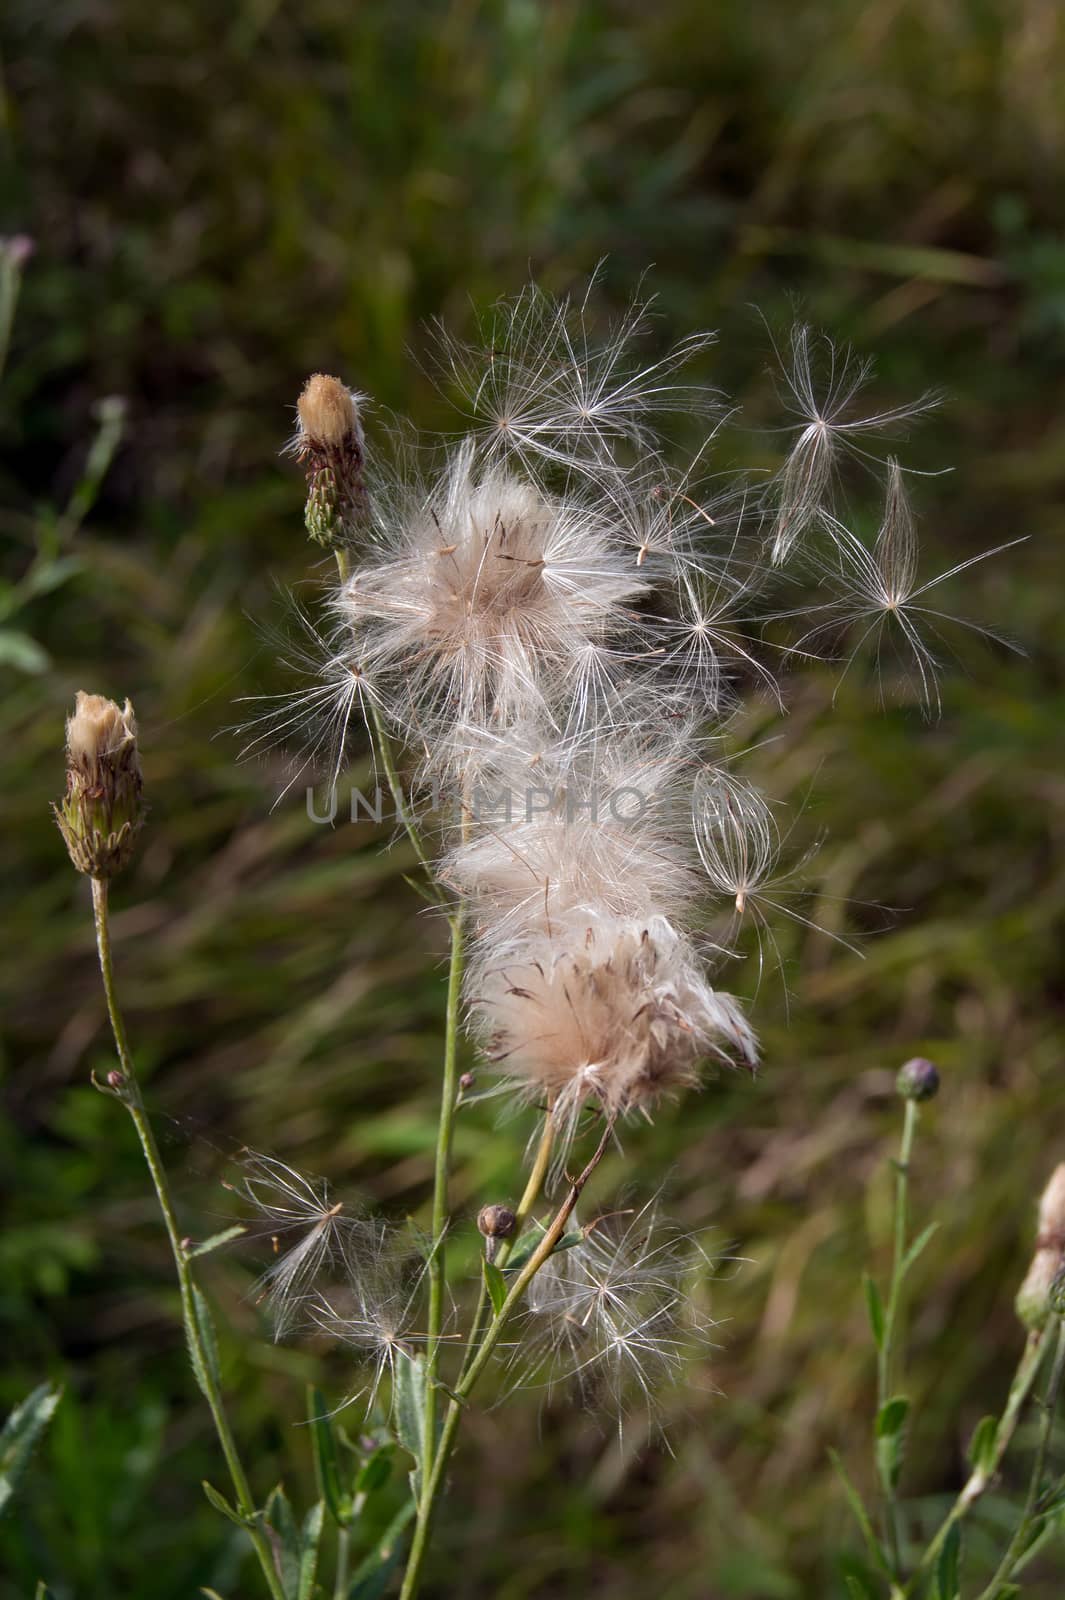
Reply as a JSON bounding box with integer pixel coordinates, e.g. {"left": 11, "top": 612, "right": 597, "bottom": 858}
{"left": 333, "top": 1524, "right": 351, "bottom": 1600}
{"left": 90, "top": 878, "right": 286, "bottom": 1600}
{"left": 902, "top": 1328, "right": 1048, "bottom": 1596}
{"left": 973, "top": 1318, "right": 1065, "bottom": 1600}
{"left": 879, "top": 1097, "right": 918, "bottom": 1577}
{"left": 398, "top": 1118, "right": 612, "bottom": 1600}
{"left": 421, "top": 905, "right": 465, "bottom": 1483}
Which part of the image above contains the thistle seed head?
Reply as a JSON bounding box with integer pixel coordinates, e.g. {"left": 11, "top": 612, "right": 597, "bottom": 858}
{"left": 53, "top": 692, "right": 145, "bottom": 878}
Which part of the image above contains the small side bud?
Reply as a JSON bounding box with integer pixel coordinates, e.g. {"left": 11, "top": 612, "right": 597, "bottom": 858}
{"left": 53, "top": 692, "right": 146, "bottom": 878}
{"left": 478, "top": 1205, "right": 517, "bottom": 1240}
{"left": 1016, "top": 1164, "right": 1065, "bottom": 1331}
{"left": 896, "top": 1057, "right": 940, "bottom": 1102}
{"left": 459, "top": 1071, "right": 475, "bottom": 1093}
{"left": 292, "top": 374, "right": 367, "bottom": 547}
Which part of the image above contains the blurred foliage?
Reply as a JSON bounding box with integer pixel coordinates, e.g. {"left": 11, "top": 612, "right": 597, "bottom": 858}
{"left": 1, "top": 0, "right": 1064, "bottom": 1596}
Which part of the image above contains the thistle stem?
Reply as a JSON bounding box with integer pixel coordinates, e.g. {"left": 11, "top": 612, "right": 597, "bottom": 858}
{"left": 901, "top": 1328, "right": 1048, "bottom": 1595}
{"left": 422, "top": 905, "right": 465, "bottom": 1481}
{"left": 972, "top": 1318, "right": 1065, "bottom": 1600}
{"left": 879, "top": 1097, "right": 918, "bottom": 1576}
{"left": 398, "top": 1118, "right": 612, "bottom": 1600}
{"left": 90, "top": 878, "right": 286, "bottom": 1600}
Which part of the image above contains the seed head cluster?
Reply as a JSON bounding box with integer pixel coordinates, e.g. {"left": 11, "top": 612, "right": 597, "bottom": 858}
{"left": 254, "top": 283, "right": 1013, "bottom": 1165}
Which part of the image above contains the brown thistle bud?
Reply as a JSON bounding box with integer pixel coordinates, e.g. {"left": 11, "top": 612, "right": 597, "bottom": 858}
{"left": 477, "top": 1204, "right": 516, "bottom": 1262}
{"left": 1016, "top": 1164, "right": 1065, "bottom": 1331}
{"left": 53, "top": 692, "right": 145, "bottom": 878}
{"left": 293, "top": 373, "right": 367, "bottom": 547}
{"left": 477, "top": 1205, "right": 517, "bottom": 1241}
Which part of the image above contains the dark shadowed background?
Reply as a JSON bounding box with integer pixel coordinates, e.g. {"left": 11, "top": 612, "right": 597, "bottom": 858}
{"left": 2, "top": 3, "right": 1064, "bottom": 1596}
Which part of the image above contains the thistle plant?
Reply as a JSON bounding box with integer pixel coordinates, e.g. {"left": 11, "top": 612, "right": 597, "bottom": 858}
{"left": 48, "top": 284, "right": 1045, "bottom": 1599}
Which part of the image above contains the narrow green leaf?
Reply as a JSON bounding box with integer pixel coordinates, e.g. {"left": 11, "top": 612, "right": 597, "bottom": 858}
{"left": 307, "top": 1387, "right": 347, "bottom": 1527}
{"left": 503, "top": 1221, "right": 584, "bottom": 1273}
{"left": 393, "top": 1353, "right": 426, "bottom": 1475}
{"left": 844, "top": 1577, "right": 879, "bottom": 1600}
{"left": 875, "top": 1396, "right": 910, "bottom": 1494}
{"left": 936, "top": 1522, "right": 961, "bottom": 1600}
{"left": 185, "top": 1226, "right": 246, "bottom": 1259}
{"left": 265, "top": 1484, "right": 300, "bottom": 1598}
{"left": 829, "top": 1450, "right": 892, "bottom": 1578}
{"left": 297, "top": 1501, "right": 325, "bottom": 1600}
{"left": 188, "top": 1287, "right": 222, "bottom": 1400}
{"left": 901, "top": 1221, "right": 940, "bottom": 1277}
{"left": 0, "top": 629, "right": 49, "bottom": 673}
{"left": 863, "top": 1274, "right": 885, "bottom": 1351}
{"left": 355, "top": 1451, "right": 392, "bottom": 1495}
{"left": 349, "top": 1499, "right": 416, "bottom": 1599}
{"left": 199, "top": 1590, "right": 227, "bottom": 1599}
{"left": 483, "top": 1259, "right": 508, "bottom": 1317}
{"left": 875, "top": 1396, "right": 910, "bottom": 1437}
{"left": 967, "top": 1415, "right": 999, "bottom": 1476}
{"left": 0, "top": 1383, "right": 63, "bottom": 1515}
{"left": 202, "top": 1480, "right": 252, "bottom": 1529}
{"left": 35, "top": 1583, "right": 54, "bottom": 1600}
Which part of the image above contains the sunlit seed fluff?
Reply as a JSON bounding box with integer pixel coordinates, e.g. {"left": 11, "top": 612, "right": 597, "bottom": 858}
{"left": 230, "top": 1152, "right": 365, "bottom": 1340}
{"left": 768, "top": 323, "right": 939, "bottom": 566}
{"left": 337, "top": 443, "right": 649, "bottom": 742}
{"left": 516, "top": 1198, "right": 716, "bottom": 1429}
{"left": 468, "top": 912, "right": 756, "bottom": 1153}
{"left": 692, "top": 769, "right": 779, "bottom": 916}
{"left": 313, "top": 1220, "right": 432, "bottom": 1409}
{"left": 436, "top": 283, "right": 719, "bottom": 476}
{"left": 442, "top": 722, "right": 702, "bottom": 936}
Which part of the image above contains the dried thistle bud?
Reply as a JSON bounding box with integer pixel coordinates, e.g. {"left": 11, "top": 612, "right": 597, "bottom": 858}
{"left": 298, "top": 374, "right": 359, "bottom": 451}
{"left": 1016, "top": 1164, "right": 1065, "bottom": 1331}
{"left": 896, "top": 1057, "right": 940, "bottom": 1102}
{"left": 293, "top": 373, "right": 367, "bottom": 547}
{"left": 53, "top": 692, "right": 145, "bottom": 877}
{"left": 477, "top": 1205, "right": 517, "bottom": 1240}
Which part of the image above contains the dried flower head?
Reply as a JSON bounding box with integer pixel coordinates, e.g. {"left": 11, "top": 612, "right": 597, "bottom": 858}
{"left": 469, "top": 912, "right": 755, "bottom": 1155}
{"left": 1017, "top": 1164, "right": 1065, "bottom": 1331}
{"left": 291, "top": 373, "right": 368, "bottom": 546}
{"left": 54, "top": 691, "right": 145, "bottom": 878}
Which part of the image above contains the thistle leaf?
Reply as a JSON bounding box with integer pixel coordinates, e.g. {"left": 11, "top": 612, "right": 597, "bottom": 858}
{"left": 0, "top": 1383, "right": 63, "bottom": 1516}
{"left": 185, "top": 1226, "right": 247, "bottom": 1259}
{"left": 308, "top": 1386, "right": 348, "bottom": 1526}
{"left": 863, "top": 1274, "right": 885, "bottom": 1351}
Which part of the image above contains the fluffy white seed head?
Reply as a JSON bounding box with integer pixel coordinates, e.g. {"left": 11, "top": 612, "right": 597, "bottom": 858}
{"left": 443, "top": 720, "right": 702, "bottom": 936}
{"left": 468, "top": 911, "right": 756, "bottom": 1154}
{"left": 337, "top": 444, "right": 649, "bottom": 757}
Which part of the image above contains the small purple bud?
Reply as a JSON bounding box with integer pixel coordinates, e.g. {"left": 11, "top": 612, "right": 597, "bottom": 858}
{"left": 896, "top": 1057, "right": 940, "bottom": 1102}
{"left": 459, "top": 1071, "right": 475, "bottom": 1092}
{"left": 106, "top": 1069, "right": 125, "bottom": 1090}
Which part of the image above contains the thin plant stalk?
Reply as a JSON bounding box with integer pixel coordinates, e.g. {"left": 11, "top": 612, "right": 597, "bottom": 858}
{"left": 879, "top": 1096, "right": 918, "bottom": 1574}
{"left": 422, "top": 904, "right": 465, "bottom": 1481}
{"left": 333, "top": 1525, "right": 351, "bottom": 1600}
{"left": 90, "top": 878, "right": 287, "bottom": 1600}
{"left": 399, "top": 1117, "right": 612, "bottom": 1600}
{"left": 973, "top": 1317, "right": 1065, "bottom": 1600}
{"left": 902, "top": 1328, "right": 1049, "bottom": 1596}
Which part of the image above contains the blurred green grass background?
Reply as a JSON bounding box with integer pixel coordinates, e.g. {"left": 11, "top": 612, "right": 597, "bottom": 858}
{"left": 1, "top": 2, "right": 1064, "bottom": 1595}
